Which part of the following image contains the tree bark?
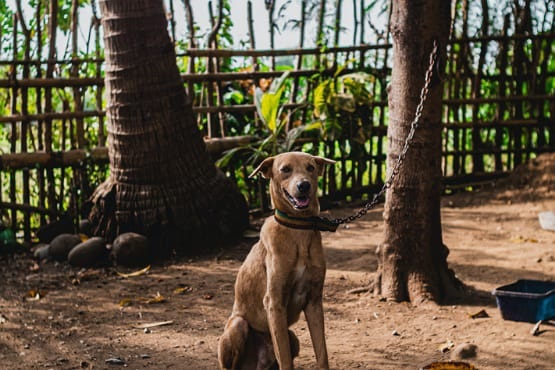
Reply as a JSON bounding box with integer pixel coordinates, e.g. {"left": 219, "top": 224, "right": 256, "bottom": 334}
{"left": 376, "top": 0, "right": 464, "bottom": 304}
{"left": 91, "top": 0, "right": 248, "bottom": 256}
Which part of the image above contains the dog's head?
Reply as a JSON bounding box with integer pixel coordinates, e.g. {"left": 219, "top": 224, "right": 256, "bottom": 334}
{"left": 249, "top": 152, "right": 335, "bottom": 216}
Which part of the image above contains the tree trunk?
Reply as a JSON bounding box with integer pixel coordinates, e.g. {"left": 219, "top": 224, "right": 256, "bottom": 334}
{"left": 376, "top": 0, "right": 464, "bottom": 304}
{"left": 90, "top": 0, "right": 248, "bottom": 256}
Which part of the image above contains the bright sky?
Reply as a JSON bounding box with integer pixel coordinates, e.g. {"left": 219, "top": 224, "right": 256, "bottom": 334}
{"left": 5, "top": 0, "right": 386, "bottom": 57}
{"left": 180, "top": 0, "right": 368, "bottom": 49}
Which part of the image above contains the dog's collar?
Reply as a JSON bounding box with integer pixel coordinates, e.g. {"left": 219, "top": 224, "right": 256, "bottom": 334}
{"left": 274, "top": 209, "right": 339, "bottom": 232}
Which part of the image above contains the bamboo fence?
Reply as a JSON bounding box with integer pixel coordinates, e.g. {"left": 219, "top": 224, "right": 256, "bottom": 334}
{"left": 0, "top": 1, "right": 554, "bottom": 241}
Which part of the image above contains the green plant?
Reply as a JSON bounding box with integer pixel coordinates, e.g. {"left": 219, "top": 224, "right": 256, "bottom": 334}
{"left": 217, "top": 71, "right": 320, "bottom": 168}
{"left": 312, "top": 67, "right": 375, "bottom": 142}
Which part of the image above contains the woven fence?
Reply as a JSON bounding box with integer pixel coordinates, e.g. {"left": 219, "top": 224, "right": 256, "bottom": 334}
{"left": 1, "top": 2, "right": 554, "bottom": 241}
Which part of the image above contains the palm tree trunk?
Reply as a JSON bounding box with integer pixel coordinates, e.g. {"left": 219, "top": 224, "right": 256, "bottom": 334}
{"left": 376, "top": 0, "right": 464, "bottom": 303}
{"left": 91, "top": 0, "right": 248, "bottom": 255}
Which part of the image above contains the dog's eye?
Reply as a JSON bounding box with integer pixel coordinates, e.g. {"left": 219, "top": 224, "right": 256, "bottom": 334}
{"left": 280, "top": 166, "right": 291, "bottom": 173}
{"left": 307, "top": 164, "right": 315, "bottom": 172}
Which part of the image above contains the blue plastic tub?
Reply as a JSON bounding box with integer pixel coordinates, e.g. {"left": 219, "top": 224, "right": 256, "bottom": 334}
{"left": 492, "top": 279, "right": 555, "bottom": 322}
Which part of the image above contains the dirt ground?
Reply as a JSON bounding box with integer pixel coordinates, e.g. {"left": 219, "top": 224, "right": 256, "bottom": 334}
{"left": 1, "top": 154, "right": 554, "bottom": 370}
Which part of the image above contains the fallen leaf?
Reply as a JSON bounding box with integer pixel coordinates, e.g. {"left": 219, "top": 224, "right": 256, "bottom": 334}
{"left": 133, "top": 320, "right": 174, "bottom": 329}
{"left": 117, "top": 265, "right": 151, "bottom": 278}
{"left": 510, "top": 235, "right": 538, "bottom": 243}
{"left": 142, "top": 292, "right": 165, "bottom": 304}
{"left": 173, "top": 286, "right": 193, "bottom": 295}
{"left": 468, "top": 309, "right": 489, "bottom": 319}
{"left": 119, "top": 298, "right": 133, "bottom": 307}
{"left": 202, "top": 293, "right": 214, "bottom": 300}
{"left": 26, "top": 289, "right": 45, "bottom": 301}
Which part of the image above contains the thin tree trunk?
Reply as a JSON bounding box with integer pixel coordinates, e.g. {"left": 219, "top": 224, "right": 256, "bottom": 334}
{"left": 316, "top": 0, "right": 327, "bottom": 69}
{"left": 471, "top": 0, "right": 489, "bottom": 173}
{"left": 182, "top": 0, "right": 196, "bottom": 97}
{"left": 266, "top": 0, "right": 276, "bottom": 69}
{"left": 376, "top": 0, "right": 464, "bottom": 304}
{"left": 91, "top": 0, "right": 248, "bottom": 256}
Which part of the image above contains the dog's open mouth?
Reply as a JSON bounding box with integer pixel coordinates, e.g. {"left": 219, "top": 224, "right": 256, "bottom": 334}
{"left": 284, "top": 189, "right": 310, "bottom": 209}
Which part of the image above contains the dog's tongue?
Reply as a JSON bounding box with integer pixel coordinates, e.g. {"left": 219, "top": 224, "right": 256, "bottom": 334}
{"left": 295, "top": 196, "right": 310, "bottom": 208}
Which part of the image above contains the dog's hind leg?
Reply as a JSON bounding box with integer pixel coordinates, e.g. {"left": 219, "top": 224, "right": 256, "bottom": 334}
{"left": 218, "top": 316, "right": 249, "bottom": 370}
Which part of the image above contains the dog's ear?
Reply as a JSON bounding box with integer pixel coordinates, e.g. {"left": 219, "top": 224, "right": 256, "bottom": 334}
{"left": 249, "top": 157, "right": 275, "bottom": 179}
{"left": 313, "top": 156, "right": 336, "bottom": 176}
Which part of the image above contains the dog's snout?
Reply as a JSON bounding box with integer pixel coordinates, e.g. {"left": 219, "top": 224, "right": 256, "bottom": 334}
{"left": 297, "top": 181, "right": 311, "bottom": 194}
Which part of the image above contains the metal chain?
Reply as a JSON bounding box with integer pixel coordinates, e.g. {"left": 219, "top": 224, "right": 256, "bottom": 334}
{"left": 332, "top": 40, "right": 439, "bottom": 225}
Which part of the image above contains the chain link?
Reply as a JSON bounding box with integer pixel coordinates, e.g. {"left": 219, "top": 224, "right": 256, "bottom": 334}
{"left": 332, "top": 40, "right": 439, "bottom": 226}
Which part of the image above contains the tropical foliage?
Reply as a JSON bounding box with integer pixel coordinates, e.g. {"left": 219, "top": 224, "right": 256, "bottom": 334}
{"left": 0, "top": 0, "right": 554, "bottom": 233}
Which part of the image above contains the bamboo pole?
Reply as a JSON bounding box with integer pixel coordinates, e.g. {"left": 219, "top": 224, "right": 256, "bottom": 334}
{"left": 332, "top": 0, "right": 342, "bottom": 69}
{"left": 0, "top": 64, "right": 384, "bottom": 87}
{"left": 512, "top": 3, "right": 526, "bottom": 168}
{"left": 315, "top": 0, "right": 327, "bottom": 70}
{"left": 495, "top": 14, "right": 510, "bottom": 172}
{"left": 206, "top": 0, "right": 224, "bottom": 137}
{"left": 0, "top": 136, "right": 257, "bottom": 170}
{"left": 45, "top": 0, "right": 58, "bottom": 213}
{"left": 1, "top": 35, "right": 553, "bottom": 65}
{"left": 352, "top": 0, "right": 358, "bottom": 48}
{"left": 0, "top": 102, "right": 316, "bottom": 124}
{"left": 266, "top": 0, "right": 276, "bottom": 69}
{"left": 247, "top": 1, "right": 256, "bottom": 50}
{"left": 0, "top": 202, "right": 58, "bottom": 217}
{"left": 168, "top": 0, "right": 176, "bottom": 43}
{"left": 71, "top": 0, "right": 85, "bottom": 149}
{"left": 92, "top": 0, "right": 105, "bottom": 147}
{"left": 4, "top": 92, "right": 553, "bottom": 125}
{"left": 359, "top": 0, "right": 366, "bottom": 67}
{"left": 448, "top": 30, "right": 463, "bottom": 175}
{"left": 288, "top": 0, "right": 307, "bottom": 131}
{"left": 247, "top": 0, "right": 260, "bottom": 130}
{"left": 470, "top": 0, "right": 489, "bottom": 173}
{"left": 460, "top": 0, "right": 470, "bottom": 176}
{"left": 183, "top": 0, "right": 196, "bottom": 97}
{"left": 70, "top": 0, "right": 90, "bottom": 222}
{"left": 15, "top": 0, "right": 32, "bottom": 239}
{"left": 36, "top": 0, "right": 46, "bottom": 227}
{"left": 539, "top": 14, "right": 555, "bottom": 149}
{"left": 375, "top": 0, "right": 393, "bottom": 184}
{"left": 9, "top": 14, "right": 18, "bottom": 230}
{"left": 211, "top": 0, "right": 226, "bottom": 137}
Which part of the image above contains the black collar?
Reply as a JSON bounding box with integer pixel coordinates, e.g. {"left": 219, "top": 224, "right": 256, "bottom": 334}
{"left": 273, "top": 209, "right": 339, "bottom": 232}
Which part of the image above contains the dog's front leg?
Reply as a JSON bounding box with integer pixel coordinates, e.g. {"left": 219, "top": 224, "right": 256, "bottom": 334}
{"left": 304, "top": 297, "right": 329, "bottom": 369}
{"left": 264, "top": 264, "right": 293, "bottom": 370}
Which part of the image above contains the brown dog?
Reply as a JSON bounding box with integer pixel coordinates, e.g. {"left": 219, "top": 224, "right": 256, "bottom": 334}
{"left": 218, "top": 152, "right": 335, "bottom": 370}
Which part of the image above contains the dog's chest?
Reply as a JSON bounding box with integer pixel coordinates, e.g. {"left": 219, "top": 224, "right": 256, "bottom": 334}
{"left": 289, "top": 245, "right": 320, "bottom": 309}
{"left": 289, "top": 260, "right": 309, "bottom": 310}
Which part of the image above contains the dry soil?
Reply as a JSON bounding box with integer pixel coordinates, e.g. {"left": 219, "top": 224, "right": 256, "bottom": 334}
{"left": 1, "top": 154, "right": 554, "bottom": 370}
